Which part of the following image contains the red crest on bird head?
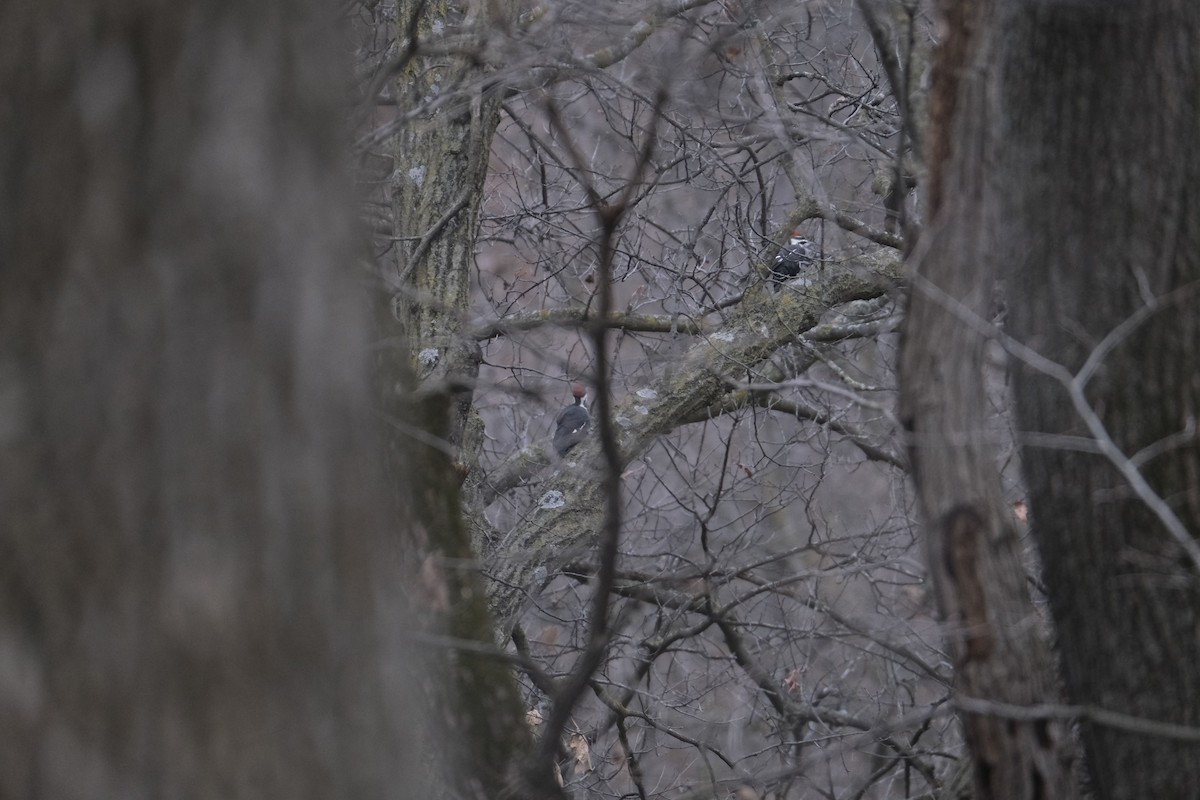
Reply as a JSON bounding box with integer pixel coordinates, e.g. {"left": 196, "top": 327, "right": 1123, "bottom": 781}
{"left": 571, "top": 383, "right": 587, "bottom": 399}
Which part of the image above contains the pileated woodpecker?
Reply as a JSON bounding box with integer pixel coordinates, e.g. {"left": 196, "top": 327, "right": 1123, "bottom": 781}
{"left": 553, "top": 384, "right": 590, "bottom": 457}
{"left": 770, "top": 231, "right": 818, "bottom": 285}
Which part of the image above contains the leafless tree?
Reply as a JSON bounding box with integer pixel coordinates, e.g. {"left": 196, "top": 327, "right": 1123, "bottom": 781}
{"left": 19, "top": 0, "right": 1193, "bottom": 798}
{"left": 902, "top": 0, "right": 1200, "bottom": 798}
{"left": 355, "top": 2, "right": 966, "bottom": 798}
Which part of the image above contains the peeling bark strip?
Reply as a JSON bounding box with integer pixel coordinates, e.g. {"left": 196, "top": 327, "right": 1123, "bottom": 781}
{"left": 925, "top": 0, "right": 983, "bottom": 214}
{"left": 942, "top": 506, "right": 994, "bottom": 663}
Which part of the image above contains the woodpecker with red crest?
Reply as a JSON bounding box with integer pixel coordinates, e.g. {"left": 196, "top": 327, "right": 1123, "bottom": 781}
{"left": 553, "top": 383, "right": 590, "bottom": 457}
{"left": 769, "top": 231, "right": 818, "bottom": 286}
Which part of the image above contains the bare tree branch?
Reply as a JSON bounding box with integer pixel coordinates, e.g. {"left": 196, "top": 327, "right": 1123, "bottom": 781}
{"left": 483, "top": 253, "right": 902, "bottom": 631}
{"left": 470, "top": 309, "right": 710, "bottom": 341}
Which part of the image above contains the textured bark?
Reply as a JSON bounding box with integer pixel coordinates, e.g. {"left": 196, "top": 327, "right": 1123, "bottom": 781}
{"left": 387, "top": 0, "right": 502, "bottom": 463}
{"left": 377, "top": 3, "right": 545, "bottom": 797}
{"left": 399, "top": 390, "right": 542, "bottom": 800}
{"left": 994, "top": 3, "right": 1200, "bottom": 797}
{"left": 898, "top": 1, "right": 1079, "bottom": 797}
{"left": 0, "top": 2, "right": 418, "bottom": 798}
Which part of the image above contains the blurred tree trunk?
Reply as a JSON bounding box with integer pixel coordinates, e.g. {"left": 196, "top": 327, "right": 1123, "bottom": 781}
{"left": 0, "top": 2, "right": 422, "bottom": 798}
{"left": 899, "top": 1, "right": 1079, "bottom": 797}
{"left": 907, "top": 0, "right": 1200, "bottom": 797}
{"left": 995, "top": 2, "right": 1200, "bottom": 797}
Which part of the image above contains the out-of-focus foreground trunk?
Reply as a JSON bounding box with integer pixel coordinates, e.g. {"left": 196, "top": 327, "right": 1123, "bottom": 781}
{"left": 905, "top": 1, "right": 1200, "bottom": 798}
{"left": 899, "top": 1, "right": 1079, "bottom": 797}
{"left": 0, "top": 2, "right": 421, "bottom": 797}
{"left": 996, "top": 3, "right": 1200, "bottom": 797}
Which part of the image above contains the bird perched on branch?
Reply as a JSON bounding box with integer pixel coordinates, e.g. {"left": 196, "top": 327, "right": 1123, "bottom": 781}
{"left": 769, "top": 231, "right": 818, "bottom": 286}
{"left": 553, "top": 383, "right": 590, "bottom": 457}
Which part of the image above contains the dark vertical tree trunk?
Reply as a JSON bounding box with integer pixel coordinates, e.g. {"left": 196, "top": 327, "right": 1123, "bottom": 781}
{"left": 374, "top": 3, "right": 545, "bottom": 798}
{"left": 899, "top": 1, "right": 1079, "bottom": 797}
{"left": 386, "top": 0, "right": 505, "bottom": 463}
{"left": 0, "top": 2, "right": 421, "bottom": 797}
{"left": 994, "top": 3, "right": 1200, "bottom": 797}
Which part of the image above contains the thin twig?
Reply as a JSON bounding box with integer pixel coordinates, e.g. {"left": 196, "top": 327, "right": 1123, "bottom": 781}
{"left": 533, "top": 88, "right": 670, "bottom": 774}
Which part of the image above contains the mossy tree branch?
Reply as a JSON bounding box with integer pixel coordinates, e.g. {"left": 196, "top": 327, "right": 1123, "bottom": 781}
{"left": 482, "top": 253, "right": 903, "bottom": 632}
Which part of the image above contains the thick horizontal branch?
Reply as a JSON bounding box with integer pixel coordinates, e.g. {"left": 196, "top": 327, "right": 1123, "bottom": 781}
{"left": 467, "top": 443, "right": 552, "bottom": 511}
{"left": 674, "top": 315, "right": 905, "bottom": 469}
{"left": 815, "top": 202, "right": 906, "bottom": 250}
{"left": 470, "top": 309, "right": 709, "bottom": 342}
{"left": 482, "top": 252, "right": 903, "bottom": 632}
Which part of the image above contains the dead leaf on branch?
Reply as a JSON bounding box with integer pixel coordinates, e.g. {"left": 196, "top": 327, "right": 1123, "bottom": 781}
{"left": 568, "top": 729, "right": 593, "bottom": 774}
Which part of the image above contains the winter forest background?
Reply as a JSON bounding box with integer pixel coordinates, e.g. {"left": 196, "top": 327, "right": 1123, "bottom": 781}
{"left": 3, "top": 1, "right": 1199, "bottom": 799}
